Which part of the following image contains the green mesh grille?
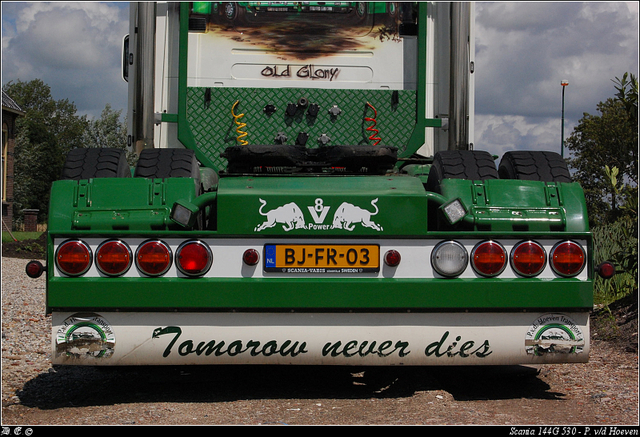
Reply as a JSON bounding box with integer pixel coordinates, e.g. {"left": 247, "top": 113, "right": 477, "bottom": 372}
{"left": 186, "top": 87, "right": 416, "bottom": 172}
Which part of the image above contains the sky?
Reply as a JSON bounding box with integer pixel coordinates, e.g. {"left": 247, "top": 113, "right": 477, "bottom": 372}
{"left": 2, "top": 2, "right": 638, "bottom": 159}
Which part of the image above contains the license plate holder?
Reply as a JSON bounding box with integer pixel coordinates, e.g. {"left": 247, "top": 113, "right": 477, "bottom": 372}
{"left": 264, "top": 244, "right": 380, "bottom": 273}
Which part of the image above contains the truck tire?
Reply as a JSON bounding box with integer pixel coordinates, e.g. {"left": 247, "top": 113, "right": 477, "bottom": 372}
{"left": 498, "top": 151, "right": 571, "bottom": 183}
{"left": 61, "top": 148, "right": 131, "bottom": 180}
{"left": 134, "top": 148, "right": 200, "bottom": 183}
{"left": 426, "top": 150, "right": 498, "bottom": 193}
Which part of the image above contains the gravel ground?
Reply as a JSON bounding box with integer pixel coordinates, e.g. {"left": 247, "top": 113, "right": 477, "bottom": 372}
{"left": 2, "top": 256, "right": 638, "bottom": 426}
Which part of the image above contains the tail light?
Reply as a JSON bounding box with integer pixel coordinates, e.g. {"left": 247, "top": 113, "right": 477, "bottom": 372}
{"left": 176, "top": 240, "right": 213, "bottom": 276}
{"left": 136, "top": 240, "right": 172, "bottom": 276}
{"left": 96, "top": 240, "right": 132, "bottom": 276}
{"left": 384, "top": 250, "right": 401, "bottom": 267}
{"left": 432, "top": 241, "right": 468, "bottom": 278}
{"left": 56, "top": 240, "right": 92, "bottom": 276}
{"left": 550, "top": 241, "right": 586, "bottom": 277}
{"left": 511, "top": 240, "right": 546, "bottom": 277}
{"left": 243, "top": 248, "right": 260, "bottom": 266}
{"left": 471, "top": 241, "right": 506, "bottom": 277}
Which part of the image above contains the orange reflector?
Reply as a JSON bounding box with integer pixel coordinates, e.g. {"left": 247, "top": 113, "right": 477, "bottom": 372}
{"left": 471, "top": 241, "right": 506, "bottom": 277}
{"left": 136, "top": 240, "right": 172, "bottom": 276}
{"left": 511, "top": 241, "right": 546, "bottom": 277}
{"left": 96, "top": 240, "right": 132, "bottom": 276}
{"left": 56, "top": 240, "right": 92, "bottom": 276}
{"left": 551, "top": 241, "right": 585, "bottom": 277}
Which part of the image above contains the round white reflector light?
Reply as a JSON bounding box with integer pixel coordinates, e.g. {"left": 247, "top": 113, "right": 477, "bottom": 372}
{"left": 431, "top": 241, "right": 468, "bottom": 278}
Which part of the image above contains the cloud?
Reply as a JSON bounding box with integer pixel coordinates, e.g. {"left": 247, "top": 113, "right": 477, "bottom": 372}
{"left": 473, "top": 2, "right": 638, "bottom": 156}
{"left": 2, "top": 2, "right": 129, "bottom": 119}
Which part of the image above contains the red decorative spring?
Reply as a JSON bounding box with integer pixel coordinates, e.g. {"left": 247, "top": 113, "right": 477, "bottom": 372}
{"left": 365, "top": 102, "right": 381, "bottom": 146}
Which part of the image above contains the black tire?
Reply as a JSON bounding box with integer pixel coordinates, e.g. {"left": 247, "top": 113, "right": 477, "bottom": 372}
{"left": 135, "top": 148, "right": 203, "bottom": 228}
{"left": 426, "top": 150, "right": 498, "bottom": 193}
{"left": 134, "top": 148, "right": 200, "bottom": 182}
{"left": 61, "top": 148, "right": 131, "bottom": 180}
{"left": 498, "top": 151, "right": 571, "bottom": 183}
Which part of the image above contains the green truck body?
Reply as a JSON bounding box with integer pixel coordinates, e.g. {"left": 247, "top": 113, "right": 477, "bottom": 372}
{"left": 27, "top": 2, "right": 609, "bottom": 366}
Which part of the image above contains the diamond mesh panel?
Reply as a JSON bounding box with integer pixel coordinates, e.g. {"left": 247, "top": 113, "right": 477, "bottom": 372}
{"left": 186, "top": 87, "right": 416, "bottom": 172}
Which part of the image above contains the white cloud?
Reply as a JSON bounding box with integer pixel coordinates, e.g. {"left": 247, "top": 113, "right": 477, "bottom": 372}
{"left": 473, "top": 2, "right": 638, "bottom": 157}
{"left": 2, "top": 2, "right": 129, "bottom": 119}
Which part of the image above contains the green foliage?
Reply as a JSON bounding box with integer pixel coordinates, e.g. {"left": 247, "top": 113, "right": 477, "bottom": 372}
{"left": 593, "top": 218, "right": 638, "bottom": 304}
{"left": 3, "top": 79, "right": 129, "bottom": 223}
{"left": 3, "top": 79, "right": 89, "bottom": 222}
{"left": 565, "top": 72, "right": 638, "bottom": 227}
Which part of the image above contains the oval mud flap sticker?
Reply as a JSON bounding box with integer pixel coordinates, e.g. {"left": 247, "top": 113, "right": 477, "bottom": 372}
{"left": 56, "top": 313, "right": 115, "bottom": 359}
{"left": 525, "top": 314, "right": 585, "bottom": 356}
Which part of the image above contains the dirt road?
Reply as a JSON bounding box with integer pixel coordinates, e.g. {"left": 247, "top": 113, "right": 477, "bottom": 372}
{"left": 2, "top": 256, "right": 638, "bottom": 426}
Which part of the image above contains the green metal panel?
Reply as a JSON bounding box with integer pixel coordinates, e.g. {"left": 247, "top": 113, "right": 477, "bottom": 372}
{"left": 47, "top": 277, "right": 593, "bottom": 311}
{"left": 187, "top": 87, "right": 417, "bottom": 173}
{"left": 438, "top": 179, "right": 590, "bottom": 233}
{"left": 216, "top": 175, "right": 428, "bottom": 235}
{"left": 48, "top": 178, "right": 198, "bottom": 233}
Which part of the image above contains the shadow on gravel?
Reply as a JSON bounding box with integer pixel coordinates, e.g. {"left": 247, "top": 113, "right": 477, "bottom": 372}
{"left": 17, "top": 364, "right": 564, "bottom": 409}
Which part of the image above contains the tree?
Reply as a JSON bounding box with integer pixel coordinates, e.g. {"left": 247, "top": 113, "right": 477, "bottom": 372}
{"left": 3, "top": 79, "right": 89, "bottom": 222}
{"left": 82, "top": 104, "right": 135, "bottom": 165}
{"left": 565, "top": 74, "right": 638, "bottom": 227}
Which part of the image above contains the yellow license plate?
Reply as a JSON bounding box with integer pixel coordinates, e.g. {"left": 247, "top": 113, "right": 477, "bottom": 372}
{"left": 264, "top": 244, "right": 380, "bottom": 273}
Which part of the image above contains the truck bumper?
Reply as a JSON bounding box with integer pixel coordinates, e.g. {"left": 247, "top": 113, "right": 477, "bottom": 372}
{"left": 52, "top": 311, "right": 590, "bottom": 366}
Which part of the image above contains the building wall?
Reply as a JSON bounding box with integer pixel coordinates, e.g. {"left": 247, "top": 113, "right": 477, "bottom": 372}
{"left": 2, "top": 113, "right": 17, "bottom": 231}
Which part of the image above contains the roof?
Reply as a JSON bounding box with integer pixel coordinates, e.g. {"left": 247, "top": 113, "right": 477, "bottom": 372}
{"left": 2, "top": 90, "right": 25, "bottom": 115}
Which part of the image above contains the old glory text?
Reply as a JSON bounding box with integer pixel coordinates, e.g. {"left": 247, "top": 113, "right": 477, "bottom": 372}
{"left": 261, "top": 64, "right": 340, "bottom": 81}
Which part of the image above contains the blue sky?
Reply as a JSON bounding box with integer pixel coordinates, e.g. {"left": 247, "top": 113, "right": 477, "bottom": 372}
{"left": 2, "top": 2, "right": 638, "bottom": 158}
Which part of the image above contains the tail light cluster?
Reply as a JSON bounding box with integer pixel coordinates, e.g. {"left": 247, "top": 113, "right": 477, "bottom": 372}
{"left": 55, "top": 239, "right": 223, "bottom": 278}
{"left": 52, "top": 238, "right": 587, "bottom": 280}
{"left": 432, "top": 239, "right": 586, "bottom": 278}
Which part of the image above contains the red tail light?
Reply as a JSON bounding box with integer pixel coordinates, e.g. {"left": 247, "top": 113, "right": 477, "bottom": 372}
{"left": 176, "top": 240, "right": 212, "bottom": 276}
{"left": 56, "top": 240, "right": 92, "bottom": 276}
{"left": 511, "top": 241, "right": 546, "bottom": 277}
{"left": 96, "top": 240, "right": 132, "bottom": 276}
{"left": 136, "top": 240, "right": 172, "bottom": 276}
{"left": 550, "top": 241, "right": 586, "bottom": 277}
{"left": 243, "top": 248, "right": 260, "bottom": 266}
{"left": 384, "top": 250, "right": 401, "bottom": 267}
{"left": 471, "top": 241, "right": 506, "bottom": 277}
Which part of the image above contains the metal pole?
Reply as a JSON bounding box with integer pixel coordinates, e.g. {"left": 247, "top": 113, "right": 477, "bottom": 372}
{"left": 561, "top": 80, "right": 569, "bottom": 158}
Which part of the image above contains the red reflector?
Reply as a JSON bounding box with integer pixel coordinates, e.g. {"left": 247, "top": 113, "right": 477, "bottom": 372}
{"left": 597, "top": 262, "right": 615, "bottom": 279}
{"left": 551, "top": 241, "right": 585, "bottom": 277}
{"left": 243, "top": 248, "right": 260, "bottom": 266}
{"left": 472, "top": 241, "right": 506, "bottom": 277}
{"left": 176, "top": 241, "right": 212, "bottom": 276}
{"left": 384, "top": 250, "right": 401, "bottom": 267}
{"left": 56, "top": 240, "right": 92, "bottom": 276}
{"left": 136, "top": 240, "right": 172, "bottom": 276}
{"left": 96, "top": 240, "right": 132, "bottom": 276}
{"left": 511, "top": 241, "right": 546, "bottom": 277}
{"left": 26, "top": 260, "right": 45, "bottom": 278}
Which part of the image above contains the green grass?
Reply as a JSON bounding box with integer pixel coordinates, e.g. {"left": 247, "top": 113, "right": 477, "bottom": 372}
{"left": 1, "top": 231, "right": 42, "bottom": 243}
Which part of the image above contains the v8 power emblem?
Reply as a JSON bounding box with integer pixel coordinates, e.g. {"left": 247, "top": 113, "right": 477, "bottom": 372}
{"left": 254, "top": 197, "right": 383, "bottom": 232}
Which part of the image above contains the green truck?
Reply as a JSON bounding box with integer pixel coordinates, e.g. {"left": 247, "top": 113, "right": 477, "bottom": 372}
{"left": 26, "top": 2, "right": 614, "bottom": 366}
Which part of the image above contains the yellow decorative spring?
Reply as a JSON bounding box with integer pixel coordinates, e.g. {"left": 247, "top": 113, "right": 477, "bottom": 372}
{"left": 231, "top": 100, "right": 248, "bottom": 145}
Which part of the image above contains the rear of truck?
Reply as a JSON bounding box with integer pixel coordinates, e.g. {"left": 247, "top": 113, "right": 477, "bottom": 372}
{"left": 30, "top": 2, "right": 607, "bottom": 367}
